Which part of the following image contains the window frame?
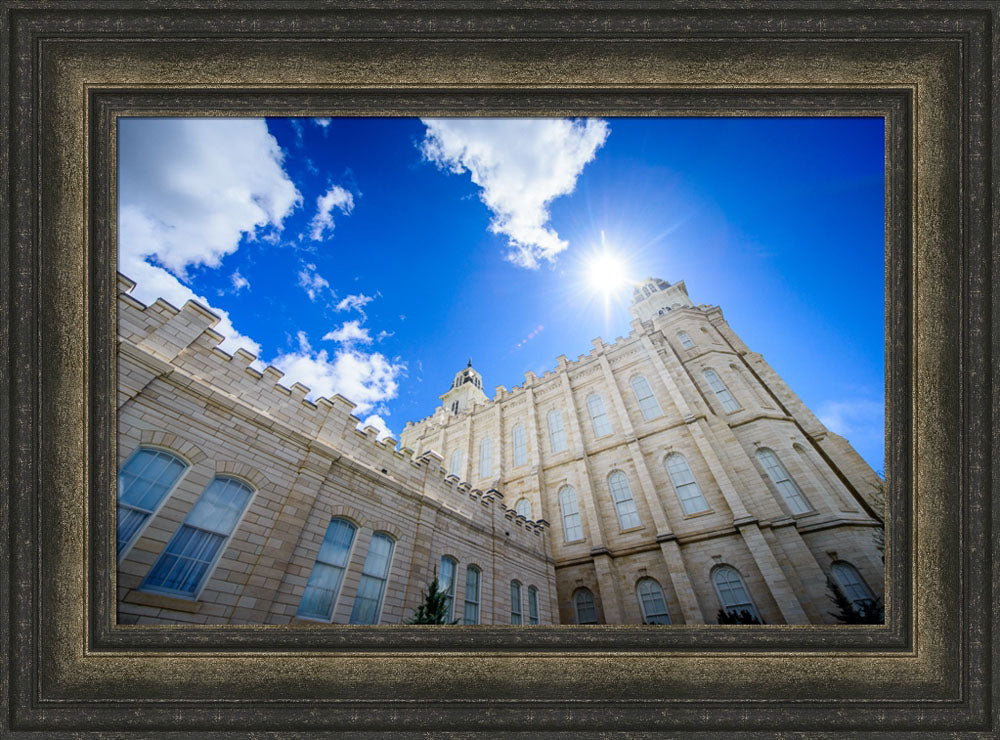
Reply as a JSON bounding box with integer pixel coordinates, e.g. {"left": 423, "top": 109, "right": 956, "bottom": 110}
{"left": 439, "top": 555, "right": 457, "bottom": 622}
{"left": 116, "top": 446, "right": 189, "bottom": 562}
{"left": 636, "top": 577, "right": 672, "bottom": 624}
{"left": 703, "top": 368, "right": 741, "bottom": 413}
{"left": 547, "top": 408, "right": 567, "bottom": 453}
{"left": 348, "top": 531, "right": 396, "bottom": 625}
{"left": 463, "top": 564, "right": 481, "bottom": 625}
{"left": 573, "top": 587, "right": 598, "bottom": 624}
{"left": 558, "top": 485, "right": 584, "bottom": 542}
{"left": 479, "top": 437, "right": 492, "bottom": 478}
{"left": 527, "top": 585, "right": 540, "bottom": 625}
{"left": 711, "top": 564, "right": 761, "bottom": 621}
{"left": 756, "top": 447, "right": 812, "bottom": 515}
{"left": 831, "top": 560, "right": 876, "bottom": 610}
{"left": 608, "top": 470, "right": 642, "bottom": 530}
{"left": 586, "top": 393, "right": 613, "bottom": 437}
{"left": 510, "top": 580, "right": 523, "bottom": 625}
{"left": 630, "top": 374, "right": 663, "bottom": 421}
{"left": 515, "top": 498, "right": 532, "bottom": 519}
{"left": 664, "top": 452, "right": 711, "bottom": 516}
{"left": 677, "top": 330, "right": 695, "bottom": 349}
{"left": 295, "top": 517, "right": 359, "bottom": 621}
{"left": 449, "top": 449, "right": 463, "bottom": 478}
{"left": 512, "top": 422, "right": 528, "bottom": 467}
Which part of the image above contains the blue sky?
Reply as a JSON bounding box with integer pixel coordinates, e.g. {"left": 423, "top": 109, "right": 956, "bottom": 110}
{"left": 119, "top": 116, "right": 885, "bottom": 473}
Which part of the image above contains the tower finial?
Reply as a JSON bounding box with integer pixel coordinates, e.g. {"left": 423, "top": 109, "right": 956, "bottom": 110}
{"left": 467, "top": 358, "right": 472, "bottom": 368}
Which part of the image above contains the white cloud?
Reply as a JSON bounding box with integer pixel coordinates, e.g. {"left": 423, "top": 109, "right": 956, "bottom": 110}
{"left": 309, "top": 185, "right": 355, "bottom": 241}
{"left": 376, "top": 330, "right": 394, "bottom": 342}
{"left": 231, "top": 270, "right": 250, "bottom": 293}
{"left": 314, "top": 118, "right": 332, "bottom": 128}
{"left": 323, "top": 320, "right": 372, "bottom": 345}
{"left": 817, "top": 398, "right": 885, "bottom": 471}
{"left": 420, "top": 118, "right": 609, "bottom": 268}
{"left": 298, "top": 263, "right": 332, "bottom": 301}
{"left": 119, "top": 118, "right": 301, "bottom": 277}
{"left": 335, "top": 292, "right": 375, "bottom": 313}
{"left": 360, "top": 413, "right": 394, "bottom": 442}
{"left": 271, "top": 340, "right": 406, "bottom": 418}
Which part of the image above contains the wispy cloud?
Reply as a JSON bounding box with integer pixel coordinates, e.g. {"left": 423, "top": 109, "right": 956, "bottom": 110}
{"left": 817, "top": 398, "right": 884, "bottom": 472}
{"left": 298, "top": 262, "right": 333, "bottom": 302}
{"left": 314, "top": 118, "right": 332, "bottom": 129}
{"left": 308, "top": 185, "right": 355, "bottom": 241}
{"left": 420, "top": 118, "right": 609, "bottom": 268}
{"left": 323, "top": 320, "right": 372, "bottom": 345}
{"left": 335, "top": 292, "right": 375, "bottom": 314}
{"left": 230, "top": 270, "right": 250, "bottom": 293}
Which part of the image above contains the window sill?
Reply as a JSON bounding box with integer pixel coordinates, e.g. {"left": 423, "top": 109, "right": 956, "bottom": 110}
{"left": 681, "top": 508, "right": 714, "bottom": 520}
{"left": 618, "top": 525, "right": 646, "bottom": 534}
{"left": 125, "top": 589, "right": 202, "bottom": 613}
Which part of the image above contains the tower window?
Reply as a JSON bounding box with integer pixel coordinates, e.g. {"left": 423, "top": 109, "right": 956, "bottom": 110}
{"left": 451, "top": 400, "right": 459, "bottom": 414}
{"left": 677, "top": 331, "right": 694, "bottom": 349}
{"left": 630, "top": 374, "right": 663, "bottom": 420}
{"left": 297, "top": 518, "right": 357, "bottom": 620}
{"left": 117, "top": 447, "right": 188, "bottom": 559}
{"left": 515, "top": 498, "right": 532, "bottom": 519}
{"left": 586, "top": 393, "right": 613, "bottom": 437}
{"left": 703, "top": 369, "right": 741, "bottom": 413}
{"left": 665, "top": 453, "right": 710, "bottom": 515}
{"left": 757, "top": 448, "right": 811, "bottom": 515}
{"left": 349, "top": 532, "right": 395, "bottom": 624}
{"left": 449, "top": 449, "right": 463, "bottom": 477}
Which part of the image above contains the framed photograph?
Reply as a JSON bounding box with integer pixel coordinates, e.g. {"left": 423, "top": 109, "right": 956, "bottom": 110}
{"left": 3, "top": 2, "right": 996, "bottom": 735}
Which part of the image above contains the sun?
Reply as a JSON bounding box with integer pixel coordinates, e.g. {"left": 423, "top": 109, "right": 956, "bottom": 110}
{"left": 585, "top": 252, "right": 630, "bottom": 295}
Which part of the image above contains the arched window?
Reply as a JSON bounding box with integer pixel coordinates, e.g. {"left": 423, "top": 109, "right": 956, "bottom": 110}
{"left": 630, "top": 375, "right": 663, "bottom": 420}
{"left": 608, "top": 471, "right": 642, "bottom": 530}
{"left": 297, "top": 518, "right": 358, "bottom": 620}
{"left": 512, "top": 423, "right": 528, "bottom": 467}
{"left": 586, "top": 393, "right": 613, "bottom": 437}
{"left": 831, "top": 561, "right": 876, "bottom": 610}
{"left": 574, "top": 587, "right": 598, "bottom": 624}
{"left": 510, "top": 581, "right": 523, "bottom": 625}
{"left": 479, "top": 437, "right": 492, "bottom": 478}
{"left": 449, "top": 449, "right": 463, "bottom": 477}
{"left": 677, "top": 330, "right": 694, "bottom": 349}
{"left": 665, "top": 453, "right": 710, "bottom": 515}
{"left": 117, "top": 447, "right": 188, "bottom": 558}
{"left": 636, "top": 578, "right": 671, "bottom": 624}
{"left": 515, "top": 498, "right": 532, "bottom": 519}
{"left": 703, "top": 369, "right": 741, "bottom": 412}
{"left": 712, "top": 565, "right": 760, "bottom": 621}
{"left": 547, "top": 409, "right": 567, "bottom": 452}
{"left": 528, "top": 585, "right": 540, "bottom": 625}
{"left": 558, "top": 485, "right": 584, "bottom": 542}
{"left": 143, "top": 475, "right": 254, "bottom": 597}
{"left": 451, "top": 400, "right": 459, "bottom": 414}
{"left": 463, "top": 565, "right": 481, "bottom": 625}
{"left": 439, "top": 555, "right": 457, "bottom": 622}
{"left": 757, "top": 448, "right": 811, "bottom": 514}
{"left": 349, "top": 532, "right": 395, "bottom": 624}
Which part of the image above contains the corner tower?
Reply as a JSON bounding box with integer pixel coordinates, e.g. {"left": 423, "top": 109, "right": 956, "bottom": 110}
{"left": 629, "top": 276, "right": 695, "bottom": 322}
{"left": 439, "top": 360, "right": 489, "bottom": 415}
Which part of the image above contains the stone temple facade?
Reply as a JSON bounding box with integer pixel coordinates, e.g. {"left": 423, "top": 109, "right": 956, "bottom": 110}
{"left": 116, "top": 272, "right": 884, "bottom": 626}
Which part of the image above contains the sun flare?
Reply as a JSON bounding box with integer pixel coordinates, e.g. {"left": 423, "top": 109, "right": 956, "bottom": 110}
{"left": 585, "top": 252, "right": 630, "bottom": 295}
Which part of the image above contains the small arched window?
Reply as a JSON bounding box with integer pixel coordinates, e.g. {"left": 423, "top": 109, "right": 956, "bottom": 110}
{"left": 703, "top": 369, "right": 741, "bottom": 412}
{"left": 558, "top": 485, "right": 584, "bottom": 542}
{"left": 665, "top": 453, "right": 710, "bottom": 515}
{"left": 630, "top": 375, "right": 663, "bottom": 420}
{"left": 574, "top": 587, "right": 598, "bottom": 624}
{"left": 479, "top": 437, "right": 492, "bottom": 478}
{"left": 677, "top": 330, "right": 694, "bottom": 349}
{"left": 547, "top": 409, "right": 567, "bottom": 452}
{"left": 512, "top": 422, "right": 528, "bottom": 467}
{"left": 143, "top": 475, "right": 255, "bottom": 597}
{"left": 586, "top": 393, "right": 613, "bottom": 437}
{"left": 463, "top": 565, "right": 481, "bottom": 625}
{"left": 349, "top": 532, "right": 395, "bottom": 624}
{"left": 712, "top": 565, "right": 760, "bottom": 621}
{"left": 510, "top": 581, "right": 523, "bottom": 625}
{"left": 757, "top": 448, "right": 811, "bottom": 514}
{"left": 636, "top": 578, "right": 671, "bottom": 624}
{"left": 515, "top": 498, "right": 532, "bottom": 519}
{"left": 297, "top": 518, "right": 358, "bottom": 620}
{"left": 831, "top": 561, "right": 876, "bottom": 610}
{"left": 527, "top": 585, "right": 540, "bottom": 625}
{"left": 608, "top": 471, "right": 642, "bottom": 530}
{"left": 439, "top": 555, "right": 457, "bottom": 622}
{"left": 117, "top": 447, "right": 188, "bottom": 558}
{"left": 449, "top": 449, "right": 463, "bottom": 477}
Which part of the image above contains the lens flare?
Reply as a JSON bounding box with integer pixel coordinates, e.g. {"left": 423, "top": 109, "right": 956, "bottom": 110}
{"left": 586, "top": 252, "right": 629, "bottom": 295}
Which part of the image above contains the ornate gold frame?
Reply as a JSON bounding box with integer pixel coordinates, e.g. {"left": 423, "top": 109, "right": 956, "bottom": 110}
{"left": 2, "top": 2, "right": 995, "bottom": 734}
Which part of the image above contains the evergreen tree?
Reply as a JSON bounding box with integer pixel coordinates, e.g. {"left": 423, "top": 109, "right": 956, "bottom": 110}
{"left": 406, "top": 568, "right": 459, "bottom": 624}
{"left": 716, "top": 607, "right": 764, "bottom": 625}
{"left": 826, "top": 579, "right": 884, "bottom": 624}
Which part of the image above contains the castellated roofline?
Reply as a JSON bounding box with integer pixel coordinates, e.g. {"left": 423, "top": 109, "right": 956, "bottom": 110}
{"left": 117, "top": 273, "right": 548, "bottom": 542}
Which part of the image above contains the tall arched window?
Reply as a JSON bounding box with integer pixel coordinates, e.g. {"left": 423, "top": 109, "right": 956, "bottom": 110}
{"left": 527, "top": 585, "right": 540, "bottom": 625}
{"left": 297, "top": 518, "right": 358, "bottom": 620}
{"left": 512, "top": 423, "right": 528, "bottom": 467}
{"left": 630, "top": 375, "right": 663, "bottom": 420}
{"left": 349, "top": 532, "right": 395, "bottom": 624}
{"left": 479, "top": 437, "right": 492, "bottom": 478}
{"left": 703, "top": 369, "right": 741, "bottom": 412}
{"left": 547, "top": 409, "right": 567, "bottom": 452}
{"left": 463, "top": 565, "right": 481, "bottom": 625}
{"left": 664, "top": 453, "right": 710, "bottom": 515}
{"left": 117, "top": 447, "right": 188, "bottom": 558}
{"left": 677, "top": 330, "right": 695, "bottom": 349}
{"left": 712, "top": 565, "right": 760, "bottom": 620}
{"left": 573, "top": 587, "right": 598, "bottom": 624}
{"left": 510, "top": 581, "right": 523, "bottom": 625}
{"left": 143, "top": 475, "right": 254, "bottom": 597}
{"left": 515, "top": 498, "right": 532, "bottom": 519}
{"left": 831, "top": 561, "right": 876, "bottom": 610}
{"left": 449, "top": 449, "right": 463, "bottom": 477}
{"left": 586, "top": 393, "right": 613, "bottom": 437}
{"left": 558, "top": 485, "right": 584, "bottom": 542}
{"left": 608, "top": 471, "right": 642, "bottom": 529}
{"left": 439, "top": 555, "right": 457, "bottom": 622}
{"left": 636, "top": 578, "right": 671, "bottom": 624}
{"left": 757, "top": 448, "right": 811, "bottom": 514}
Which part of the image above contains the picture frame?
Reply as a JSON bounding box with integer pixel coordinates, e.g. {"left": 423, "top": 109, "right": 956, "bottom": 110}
{"left": 2, "top": 1, "right": 995, "bottom": 734}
